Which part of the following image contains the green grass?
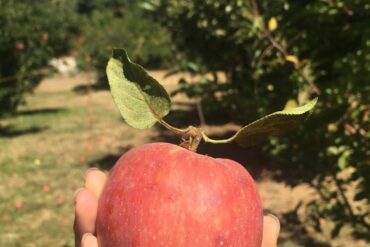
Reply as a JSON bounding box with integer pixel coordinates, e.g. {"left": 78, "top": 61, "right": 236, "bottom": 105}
{"left": 0, "top": 83, "right": 152, "bottom": 247}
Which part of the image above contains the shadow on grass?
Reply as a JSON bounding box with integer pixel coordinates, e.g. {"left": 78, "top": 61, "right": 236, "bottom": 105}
{"left": 0, "top": 107, "right": 66, "bottom": 137}
{"left": 73, "top": 83, "right": 108, "bottom": 94}
{"left": 15, "top": 107, "right": 66, "bottom": 116}
{"left": 87, "top": 145, "right": 133, "bottom": 171}
{"left": 277, "top": 207, "right": 331, "bottom": 247}
{"left": 0, "top": 125, "right": 48, "bottom": 137}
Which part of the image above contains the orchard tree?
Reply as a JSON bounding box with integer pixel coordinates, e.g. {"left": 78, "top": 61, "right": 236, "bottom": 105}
{"left": 76, "top": 0, "right": 173, "bottom": 86}
{"left": 0, "top": 0, "right": 78, "bottom": 116}
{"left": 145, "top": 0, "right": 370, "bottom": 239}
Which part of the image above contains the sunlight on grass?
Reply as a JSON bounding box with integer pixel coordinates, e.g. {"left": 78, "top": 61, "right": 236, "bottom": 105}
{"left": 0, "top": 77, "right": 153, "bottom": 246}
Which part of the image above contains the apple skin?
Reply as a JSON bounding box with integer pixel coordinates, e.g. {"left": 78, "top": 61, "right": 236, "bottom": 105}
{"left": 96, "top": 142, "right": 263, "bottom": 247}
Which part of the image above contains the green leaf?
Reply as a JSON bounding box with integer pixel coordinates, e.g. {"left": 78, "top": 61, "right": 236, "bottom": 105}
{"left": 338, "top": 149, "right": 352, "bottom": 170}
{"left": 106, "top": 48, "right": 171, "bottom": 129}
{"left": 231, "top": 97, "right": 318, "bottom": 147}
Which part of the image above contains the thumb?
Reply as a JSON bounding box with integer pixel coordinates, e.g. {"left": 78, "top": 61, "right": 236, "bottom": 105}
{"left": 261, "top": 214, "right": 280, "bottom": 247}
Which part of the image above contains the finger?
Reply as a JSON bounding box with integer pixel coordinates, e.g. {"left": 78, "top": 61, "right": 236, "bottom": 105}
{"left": 84, "top": 168, "right": 107, "bottom": 198}
{"left": 74, "top": 189, "right": 99, "bottom": 247}
{"left": 261, "top": 214, "right": 280, "bottom": 247}
{"left": 81, "top": 233, "right": 99, "bottom": 247}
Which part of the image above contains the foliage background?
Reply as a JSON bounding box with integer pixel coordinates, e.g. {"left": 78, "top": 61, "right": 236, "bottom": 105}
{"left": 0, "top": 0, "right": 173, "bottom": 116}
{"left": 0, "top": 0, "right": 78, "bottom": 116}
{"left": 76, "top": 0, "right": 173, "bottom": 86}
{"left": 0, "top": 0, "right": 369, "bottom": 246}
{"left": 145, "top": 0, "right": 370, "bottom": 240}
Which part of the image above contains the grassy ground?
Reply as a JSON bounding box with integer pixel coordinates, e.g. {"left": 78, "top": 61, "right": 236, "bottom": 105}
{"left": 0, "top": 72, "right": 368, "bottom": 247}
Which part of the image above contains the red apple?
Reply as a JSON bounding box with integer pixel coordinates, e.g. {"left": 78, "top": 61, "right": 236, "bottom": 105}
{"left": 15, "top": 42, "right": 25, "bottom": 51}
{"left": 96, "top": 142, "right": 262, "bottom": 247}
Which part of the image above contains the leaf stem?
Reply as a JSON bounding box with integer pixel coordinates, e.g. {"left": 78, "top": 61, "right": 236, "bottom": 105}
{"left": 157, "top": 118, "right": 190, "bottom": 135}
{"left": 201, "top": 131, "right": 234, "bottom": 144}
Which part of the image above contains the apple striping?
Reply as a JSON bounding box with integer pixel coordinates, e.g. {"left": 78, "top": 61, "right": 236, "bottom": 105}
{"left": 97, "top": 143, "right": 263, "bottom": 247}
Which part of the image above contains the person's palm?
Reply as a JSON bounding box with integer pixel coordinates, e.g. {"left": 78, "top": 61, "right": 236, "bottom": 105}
{"left": 74, "top": 169, "right": 280, "bottom": 247}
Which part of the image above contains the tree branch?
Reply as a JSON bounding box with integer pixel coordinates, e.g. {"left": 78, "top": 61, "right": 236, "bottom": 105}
{"left": 249, "top": 1, "right": 321, "bottom": 95}
{"left": 264, "top": 32, "right": 321, "bottom": 95}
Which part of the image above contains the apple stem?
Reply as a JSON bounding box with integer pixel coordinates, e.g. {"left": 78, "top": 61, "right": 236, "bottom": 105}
{"left": 157, "top": 119, "right": 201, "bottom": 151}
{"left": 179, "top": 126, "right": 203, "bottom": 152}
{"left": 157, "top": 119, "right": 234, "bottom": 152}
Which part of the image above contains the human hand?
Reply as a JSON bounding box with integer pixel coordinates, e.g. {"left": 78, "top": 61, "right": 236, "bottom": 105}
{"left": 74, "top": 169, "right": 280, "bottom": 247}
{"left": 74, "top": 168, "right": 106, "bottom": 247}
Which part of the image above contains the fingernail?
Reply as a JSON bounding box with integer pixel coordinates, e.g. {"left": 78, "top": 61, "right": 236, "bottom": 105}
{"left": 267, "top": 213, "right": 280, "bottom": 237}
{"left": 74, "top": 188, "right": 84, "bottom": 198}
{"left": 81, "top": 233, "right": 95, "bottom": 246}
{"left": 84, "top": 167, "right": 99, "bottom": 177}
{"left": 267, "top": 213, "right": 280, "bottom": 225}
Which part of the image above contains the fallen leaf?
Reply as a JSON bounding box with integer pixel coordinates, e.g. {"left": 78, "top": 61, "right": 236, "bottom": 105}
{"left": 34, "top": 159, "right": 41, "bottom": 166}
{"left": 56, "top": 196, "right": 65, "bottom": 205}
{"left": 15, "top": 201, "right": 24, "bottom": 209}
{"left": 79, "top": 155, "right": 85, "bottom": 163}
{"left": 43, "top": 184, "right": 50, "bottom": 193}
{"left": 86, "top": 144, "right": 94, "bottom": 155}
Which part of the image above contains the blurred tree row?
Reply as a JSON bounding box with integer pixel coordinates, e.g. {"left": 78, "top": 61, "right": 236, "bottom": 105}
{"left": 0, "top": 0, "right": 78, "bottom": 116}
{"left": 0, "top": 0, "right": 172, "bottom": 116}
{"left": 145, "top": 0, "right": 370, "bottom": 240}
{"left": 76, "top": 0, "right": 173, "bottom": 85}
